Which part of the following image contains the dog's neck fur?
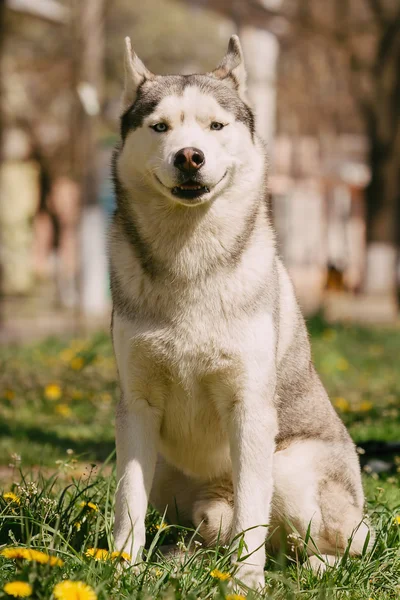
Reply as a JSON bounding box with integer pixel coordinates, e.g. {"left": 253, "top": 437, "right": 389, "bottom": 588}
{"left": 114, "top": 163, "right": 274, "bottom": 284}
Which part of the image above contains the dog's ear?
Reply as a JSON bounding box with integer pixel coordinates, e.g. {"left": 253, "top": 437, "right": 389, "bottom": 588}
{"left": 122, "top": 37, "right": 153, "bottom": 112}
{"left": 210, "top": 35, "right": 247, "bottom": 101}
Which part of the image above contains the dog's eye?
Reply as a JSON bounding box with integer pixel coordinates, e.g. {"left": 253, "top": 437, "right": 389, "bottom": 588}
{"left": 210, "top": 122, "right": 224, "bottom": 131}
{"left": 151, "top": 123, "right": 168, "bottom": 133}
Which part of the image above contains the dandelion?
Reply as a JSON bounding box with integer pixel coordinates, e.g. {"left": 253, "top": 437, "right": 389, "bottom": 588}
{"left": 3, "top": 389, "right": 15, "bottom": 401}
{"left": 3, "top": 492, "right": 21, "bottom": 505}
{"left": 110, "top": 551, "right": 131, "bottom": 562}
{"left": 226, "top": 595, "right": 246, "bottom": 600}
{"left": 0, "top": 547, "right": 63, "bottom": 566}
{"left": 27, "top": 549, "right": 63, "bottom": 566}
{"left": 152, "top": 568, "right": 163, "bottom": 577}
{"left": 47, "top": 556, "right": 64, "bottom": 567}
{"left": 79, "top": 501, "right": 98, "bottom": 512}
{"left": 334, "top": 397, "right": 350, "bottom": 412}
{"left": 60, "top": 348, "right": 75, "bottom": 362}
{"left": 394, "top": 515, "right": 400, "bottom": 524}
{"left": 358, "top": 401, "right": 373, "bottom": 412}
{"left": 55, "top": 404, "right": 72, "bottom": 417}
{"left": 210, "top": 569, "right": 231, "bottom": 581}
{"left": 53, "top": 581, "right": 97, "bottom": 600}
{"left": 74, "top": 521, "right": 82, "bottom": 531}
{"left": 70, "top": 357, "right": 84, "bottom": 371}
{"left": 336, "top": 357, "right": 349, "bottom": 371}
{"left": 44, "top": 384, "right": 62, "bottom": 401}
{"left": 3, "top": 581, "right": 32, "bottom": 597}
{"left": 156, "top": 522, "right": 167, "bottom": 530}
{"left": 1, "top": 548, "right": 30, "bottom": 560}
{"left": 85, "top": 548, "right": 109, "bottom": 561}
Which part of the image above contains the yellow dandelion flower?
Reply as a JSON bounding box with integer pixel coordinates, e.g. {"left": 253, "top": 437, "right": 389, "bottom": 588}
{"left": 53, "top": 581, "right": 97, "bottom": 600}
{"left": 336, "top": 357, "right": 349, "bottom": 371}
{"left": 210, "top": 569, "right": 231, "bottom": 581}
{"left": 3, "top": 581, "right": 32, "bottom": 597}
{"left": 74, "top": 521, "right": 82, "bottom": 531}
{"left": 60, "top": 348, "right": 75, "bottom": 362}
{"left": 47, "top": 556, "right": 64, "bottom": 567}
{"left": 1, "top": 548, "right": 63, "bottom": 566}
{"left": 152, "top": 568, "right": 163, "bottom": 577}
{"left": 85, "top": 548, "right": 109, "bottom": 561}
{"left": 55, "top": 404, "right": 72, "bottom": 417}
{"left": 358, "top": 401, "right": 373, "bottom": 412}
{"left": 334, "top": 397, "right": 350, "bottom": 412}
{"left": 27, "top": 549, "right": 63, "bottom": 565}
{"left": 394, "top": 515, "right": 400, "bottom": 524}
{"left": 3, "top": 389, "right": 15, "bottom": 401}
{"left": 111, "top": 551, "right": 131, "bottom": 562}
{"left": 156, "top": 522, "right": 167, "bottom": 530}
{"left": 1, "top": 548, "right": 30, "bottom": 560}
{"left": 226, "top": 595, "right": 246, "bottom": 600}
{"left": 44, "top": 384, "right": 62, "bottom": 401}
{"left": 70, "top": 357, "right": 84, "bottom": 371}
{"left": 3, "top": 492, "right": 21, "bottom": 505}
{"left": 79, "top": 501, "right": 98, "bottom": 512}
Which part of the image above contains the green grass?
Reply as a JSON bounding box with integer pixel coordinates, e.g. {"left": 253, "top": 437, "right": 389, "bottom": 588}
{"left": 0, "top": 320, "right": 399, "bottom": 599}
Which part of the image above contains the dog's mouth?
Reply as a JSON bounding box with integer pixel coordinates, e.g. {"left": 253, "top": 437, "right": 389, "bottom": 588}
{"left": 154, "top": 172, "right": 228, "bottom": 203}
{"left": 171, "top": 181, "right": 210, "bottom": 200}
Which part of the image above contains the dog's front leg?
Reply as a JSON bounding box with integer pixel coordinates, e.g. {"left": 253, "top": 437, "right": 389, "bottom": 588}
{"left": 228, "top": 387, "right": 277, "bottom": 590}
{"left": 114, "top": 396, "right": 160, "bottom": 564}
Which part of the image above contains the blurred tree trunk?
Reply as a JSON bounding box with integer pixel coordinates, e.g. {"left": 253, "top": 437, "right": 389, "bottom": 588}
{"left": 359, "top": 28, "right": 400, "bottom": 296}
{"left": 0, "top": 0, "right": 5, "bottom": 327}
{"left": 70, "top": 0, "right": 108, "bottom": 318}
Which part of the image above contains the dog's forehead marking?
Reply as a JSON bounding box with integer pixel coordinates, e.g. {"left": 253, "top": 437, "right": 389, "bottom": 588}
{"left": 150, "top": 86, "right": 232, "bottom": 125}
{"left": 120, "top": 75, "right": 255, "bottom": 141}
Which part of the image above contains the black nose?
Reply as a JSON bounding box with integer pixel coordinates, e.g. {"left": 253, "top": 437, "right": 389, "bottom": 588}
{"left": 174, "top": 147, "right": 205, "bottom": 173}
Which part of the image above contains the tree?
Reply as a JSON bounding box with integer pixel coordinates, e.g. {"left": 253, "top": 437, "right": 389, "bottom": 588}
{"left": 245, "top": 0, "right": 400, "bottom": 298}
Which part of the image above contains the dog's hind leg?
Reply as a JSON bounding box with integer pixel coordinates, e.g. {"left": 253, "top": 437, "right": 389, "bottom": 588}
{"left": 270, "top": 439, "right": 372, "bottom": 573}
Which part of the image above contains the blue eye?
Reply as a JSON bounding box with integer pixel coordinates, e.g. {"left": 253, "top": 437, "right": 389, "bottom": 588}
{"left": 211, "top": 122, "right": 224, "bottom": 131}
{"left": 151, "top": 123, "right": 168, "bottom": 133}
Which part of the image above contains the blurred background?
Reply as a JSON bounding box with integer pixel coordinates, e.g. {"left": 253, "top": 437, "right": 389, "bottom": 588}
{"left": 0, "top": 0, "right": 400, "bottom": 342}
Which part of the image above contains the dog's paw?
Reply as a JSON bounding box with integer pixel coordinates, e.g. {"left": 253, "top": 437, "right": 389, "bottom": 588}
{"left": 307, "top": 554, "right": 338, "bottom": 575}
{"left": 234, "top": 563, "right": 265, "bottom": 590}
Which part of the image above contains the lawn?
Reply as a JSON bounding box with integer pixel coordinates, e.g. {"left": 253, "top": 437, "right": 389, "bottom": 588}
{"left": 0, "top": 320, "right": 399, "bottom": 599}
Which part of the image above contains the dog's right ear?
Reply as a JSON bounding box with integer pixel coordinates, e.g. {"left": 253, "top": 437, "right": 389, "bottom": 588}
{"left": 122, "top": 37, "right": 153, "bottom": 112}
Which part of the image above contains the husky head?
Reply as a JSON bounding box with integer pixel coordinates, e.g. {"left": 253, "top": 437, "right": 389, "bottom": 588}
{"left": 116, "top": 36, "right": 262, "bottom": 207}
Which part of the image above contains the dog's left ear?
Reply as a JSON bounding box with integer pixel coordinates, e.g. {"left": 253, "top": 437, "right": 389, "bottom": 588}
{"left": 122, "top": 36, "right": 153, "bottom": 112}
{"left": 210, "top": 35, "right": 247, "bottom": 101}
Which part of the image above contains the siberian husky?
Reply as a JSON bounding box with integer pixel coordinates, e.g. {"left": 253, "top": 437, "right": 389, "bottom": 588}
{"left": 109, "top": 35, "right": 371, "bottom": 589}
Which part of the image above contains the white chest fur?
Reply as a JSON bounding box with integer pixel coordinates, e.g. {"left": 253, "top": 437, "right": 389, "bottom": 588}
{"left": 112, "top": 299, "right": 275, "bottom": 479}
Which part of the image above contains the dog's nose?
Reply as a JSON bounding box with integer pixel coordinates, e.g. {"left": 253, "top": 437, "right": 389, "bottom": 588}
{"left": 174, "top": 147, "right": 205, "bottom": 173}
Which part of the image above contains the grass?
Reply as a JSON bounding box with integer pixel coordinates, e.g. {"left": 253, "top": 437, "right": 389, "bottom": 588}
{"left": 0, "top": 319, "right": 399, "bottom": 599}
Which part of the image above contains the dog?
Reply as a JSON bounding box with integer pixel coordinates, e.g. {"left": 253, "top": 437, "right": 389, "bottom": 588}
{"left": 109, "top": 35, "right": 371, "bottom": 589}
